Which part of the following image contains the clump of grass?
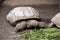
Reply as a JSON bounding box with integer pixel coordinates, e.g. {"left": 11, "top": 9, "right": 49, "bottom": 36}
{"left": 18, "top": 28, "right": 60, "bottom": 40}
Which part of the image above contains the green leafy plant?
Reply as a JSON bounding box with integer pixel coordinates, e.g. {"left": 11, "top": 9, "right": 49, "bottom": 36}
{"left": 18, "top": 28, "right": 60, "bottom": 40}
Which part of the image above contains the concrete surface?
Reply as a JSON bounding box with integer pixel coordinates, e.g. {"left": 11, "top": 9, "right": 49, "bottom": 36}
{"left": 3, "top": 0, "right": 58, "bottom": 6}
{"left": 58, "top": 0, "right": 60, "bottom": 11}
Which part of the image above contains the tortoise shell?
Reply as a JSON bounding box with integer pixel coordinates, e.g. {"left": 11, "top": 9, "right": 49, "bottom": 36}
{"left": 51, "top": 13, "right": 60, "bottom": 28}
{"left": 7, "top": 7, "right": 40, "bottom": 25}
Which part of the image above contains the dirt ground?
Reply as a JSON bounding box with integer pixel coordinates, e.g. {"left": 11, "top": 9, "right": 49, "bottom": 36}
{"left": 0, "top": 1, "right": 58, "bottom": 40}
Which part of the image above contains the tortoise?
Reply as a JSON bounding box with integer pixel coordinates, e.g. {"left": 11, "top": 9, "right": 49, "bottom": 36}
{"left": 6, "top": 7, "right": 47, "bottom": 32}
{"left": 48, "top": 12, "right": 60, "bottom": 28}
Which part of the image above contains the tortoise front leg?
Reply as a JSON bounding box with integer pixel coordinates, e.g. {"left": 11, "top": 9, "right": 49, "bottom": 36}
{"left": 27, "top": 20, "right": 39, "bottom": 28}
{"left": 15, "top": 21, "right": 27, "bottom": 32}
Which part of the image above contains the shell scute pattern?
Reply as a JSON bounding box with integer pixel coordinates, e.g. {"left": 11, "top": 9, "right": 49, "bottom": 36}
{"left": 7, "top": 7, "right": 40, "bottom": 24}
